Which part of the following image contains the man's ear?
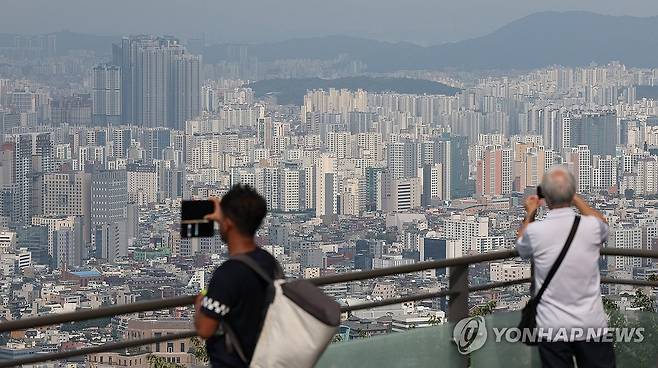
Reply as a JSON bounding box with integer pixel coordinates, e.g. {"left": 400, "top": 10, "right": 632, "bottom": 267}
{"left": 223, "top": 217, "right": 234, "bottom": 232}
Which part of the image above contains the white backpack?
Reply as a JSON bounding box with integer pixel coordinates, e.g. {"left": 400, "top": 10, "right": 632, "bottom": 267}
{"left": 223, "top": 255, "right": 340, "bottom": 368}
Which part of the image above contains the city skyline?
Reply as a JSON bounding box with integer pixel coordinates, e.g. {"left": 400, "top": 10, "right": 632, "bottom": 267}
{"left": 0, "top": 2, "right": 657, "bottom": 365}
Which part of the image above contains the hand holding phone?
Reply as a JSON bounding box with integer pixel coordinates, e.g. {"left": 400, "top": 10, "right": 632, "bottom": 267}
{"left": 181, "top": 200, "right": 215, "bottom": 238}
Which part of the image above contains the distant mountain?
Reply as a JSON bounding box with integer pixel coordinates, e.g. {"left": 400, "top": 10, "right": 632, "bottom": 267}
{"left": 4, "top": 11, "right": 657, "bottom": 71}
{"left": 0, "top": 30, "right": 118, "bottom": 56}
{"left": 424, "top": 11, "right": 658, "bottom": 70}
{"left": 202, "top": 12, "right": 658, "bottom": 71}
{"left": 52, "top": 31, "right": 119, "bottom": 56}
{"left": 247, "top": 77, "right": 460, "bottom": 105}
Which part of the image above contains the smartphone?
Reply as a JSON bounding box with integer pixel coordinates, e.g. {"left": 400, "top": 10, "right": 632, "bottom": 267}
{"left": 181, "top": 200, "right": 215, "bottom": 238}
{"left": 536, "top": 186, "right": 544, "bottom": 199}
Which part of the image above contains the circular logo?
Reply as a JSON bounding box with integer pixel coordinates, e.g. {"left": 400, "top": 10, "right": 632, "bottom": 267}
{"left": 452, "top": 316, "right": 487, "bottom": 355}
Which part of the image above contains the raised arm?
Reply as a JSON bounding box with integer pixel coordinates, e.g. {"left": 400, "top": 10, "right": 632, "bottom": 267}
{"left": 517, "top": 194, "right": 541, "bottom": 240}
{"left": 572, "top": 195, "right": 607, "bottom": 224}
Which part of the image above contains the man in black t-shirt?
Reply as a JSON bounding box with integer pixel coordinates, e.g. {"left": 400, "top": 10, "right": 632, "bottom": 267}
{"left": 194, "top": 185, "right": 279, "bottom": 368}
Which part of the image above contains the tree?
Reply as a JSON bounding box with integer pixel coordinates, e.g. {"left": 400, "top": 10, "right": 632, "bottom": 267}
{"left": 604, "top": 293, "right": 658, "bottom": 366}
{"left": 630, "top": 289, "right": 656, "bottom": 313}
{"left": 602, "top": 296, "right": 625, "bottom": 330}
{"left": 189, "top": 337, "right": 209, "bottom": 364}
{"left": 470, "top": 300, "right": 496, "bottom": 317}
{"left": 146, "top": 354, "right": 184, "bottom": 368}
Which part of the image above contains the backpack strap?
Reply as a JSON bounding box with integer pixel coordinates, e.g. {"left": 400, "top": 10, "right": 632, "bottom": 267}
{"left": 232, "top": 254, "right": 275, "bottom": 282}
{"left": 230, "top": 254, "right": 281, "bottom": 315}
{"left": 221, "top": 322, "right": 248, "bottom": 363}
{"left": 220, "top": 253, "right": 284, "bottom": 364}
{"left": 534, "top": 215, "right": 580, "bottom": 302}
{"left": 232, "top": 253, "right": 285, "bottom": 281}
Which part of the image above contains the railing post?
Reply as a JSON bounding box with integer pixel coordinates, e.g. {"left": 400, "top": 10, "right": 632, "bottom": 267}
{"left": 448, "top": 264, "right": 469, "bottom": 323}
{"left": 448, "top": 264, "right": 469, "bottom": 366}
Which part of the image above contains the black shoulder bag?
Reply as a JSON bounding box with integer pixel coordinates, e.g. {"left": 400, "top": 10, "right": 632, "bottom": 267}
{"left": 518, "top": 215, "right": 580, "bottom": 345}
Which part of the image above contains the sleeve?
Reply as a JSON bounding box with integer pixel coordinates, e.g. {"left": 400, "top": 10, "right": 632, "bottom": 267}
{"left": 200, "top": 263, "right": 239, "bottom": 320}
{"left": 595, "top": 218, "right": 609, "bottom": 245}
{"left": 516, "top": 226, "right": 534, "bottom": 259}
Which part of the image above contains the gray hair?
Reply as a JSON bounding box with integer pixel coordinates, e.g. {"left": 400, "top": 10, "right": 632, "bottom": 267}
{"left": 540, "top": 166, "right": 576, "bottom": 208}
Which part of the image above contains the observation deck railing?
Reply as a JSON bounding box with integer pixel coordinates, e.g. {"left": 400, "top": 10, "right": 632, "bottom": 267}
{"left": 0, "top": 248, "right": 657, "bottom": 367}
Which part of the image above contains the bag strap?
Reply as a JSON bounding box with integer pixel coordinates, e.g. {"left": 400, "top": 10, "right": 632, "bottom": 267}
{"left": 231, "top": 253, "right": 285, "bottom": 281}
{"left": 222, "top": 322, "right": 248, "bottom": 363}
{"left": 534, "top": 215, "right": 580, "bottom": 303}
{"left": 221, "top": 253, "right": 284, "bottom": 364}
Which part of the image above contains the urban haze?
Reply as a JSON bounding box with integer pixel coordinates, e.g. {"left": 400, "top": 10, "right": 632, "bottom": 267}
{"left": 0, "top": 0, "right": 657, "bottom": 367}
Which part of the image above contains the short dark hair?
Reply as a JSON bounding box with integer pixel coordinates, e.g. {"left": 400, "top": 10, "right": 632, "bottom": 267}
{"left": 220, "top": 184, "right": 267, "bottom": 236}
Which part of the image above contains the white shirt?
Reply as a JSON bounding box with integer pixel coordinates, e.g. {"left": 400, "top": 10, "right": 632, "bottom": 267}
{"left": 516, "top": 208, "right": 609, "bottom": 340}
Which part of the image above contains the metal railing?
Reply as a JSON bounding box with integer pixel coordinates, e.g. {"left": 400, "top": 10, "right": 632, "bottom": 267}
{"left": 0, "top": 247, "right": 656, "bottom": 367}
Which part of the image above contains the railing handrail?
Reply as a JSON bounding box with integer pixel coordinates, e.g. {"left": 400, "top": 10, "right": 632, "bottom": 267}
{"left": 0, "top": 249, "right": 519, "bottom": 333}
{"left": 3, "top": 276, "right": 656, "bottom": 368}
{"left": 311, "top": 249, "right": 518, "bottom": 286}
{"left": 1, "top": 248, "right": 655, "bottom": 333}
{"left": 0, "top": 331, "right": 197, "bottom": 368}
{"left": 0, "top": 247, "right": 656, "bottom": 367}
{"left": 0, "top": 295, "right": 197, "bottom": 333}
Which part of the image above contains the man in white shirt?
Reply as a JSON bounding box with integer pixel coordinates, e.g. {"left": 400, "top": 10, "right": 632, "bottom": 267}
{"left": 516, "top": 166, "right": 615, "bottom": 367}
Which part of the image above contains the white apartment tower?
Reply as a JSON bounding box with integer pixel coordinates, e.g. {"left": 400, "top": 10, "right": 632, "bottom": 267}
{"left": 315, "top": 154, "right": 337, "bottom": 219}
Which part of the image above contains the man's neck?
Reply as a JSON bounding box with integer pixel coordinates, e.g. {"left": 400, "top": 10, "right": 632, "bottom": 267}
{"left": 548, "top": 204, "right": 571, "bottom": 210}
{"left": 227, "top": 236, "right": 258, "bottom": 256}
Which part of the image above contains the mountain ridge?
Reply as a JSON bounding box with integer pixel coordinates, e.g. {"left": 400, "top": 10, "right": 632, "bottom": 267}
{"left": 202, "top": 11, "right": 658, "bottom": 70}
{"left": 3, "top": 11, "right": 658, "bottom": 71}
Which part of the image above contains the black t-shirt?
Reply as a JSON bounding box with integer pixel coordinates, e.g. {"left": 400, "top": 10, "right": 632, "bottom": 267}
{"left": 201, "top": 248, "right": 279, "bottom": 368}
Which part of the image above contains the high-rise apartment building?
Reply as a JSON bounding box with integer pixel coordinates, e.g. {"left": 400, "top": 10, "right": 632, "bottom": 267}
{"left": 608, "top": 225, "right": 643, "bottom": 271}
{"left": 255, "top": 166, "right": 279, "bottom": 211}
{"left": 570, "top": 110, "right": 618, "bottom": 156}
{"left": 111, "top": 127, "right": 132, "bottom": 159}
{"left": 31, "top": 216, "right": 82, "bottom": 268}
{"left": 91, "top": 169, "right": 128, "bottom": 227}
{"left": 94, "top": 222, "right": 128, "bottom": 264}
{"left": 382, "top": 176, "right": 421, "bottom": 213}
{"left": 476, "top": 145, "right": 512, "bottom": 196}
{"left": 278, "top": 165, "right": 306, "bottom": 213}
{"left": 112, "top": 35, "right": 201, "bottom": 129}
{"left": 92, "top": 64, "right": 121, "bottom": 125}
{"left": 1, "top": 133, "right": 53, "bottom": 227}
{"left": 444, "top": 214, "right": 489, "bottom": 254}
{"left": 143, "top": 128, "right": 171, "bottom": 161}
{"left": 41, "top": 171, "right": 92, "bottom": 247}
{"left": 90, "top": 169, "right": 128, "bottom": 263}
{"left": 315, "top": 154, "right": 337, "bottom": 220}
{"left": 433, "top": 139, "right": 453, "bottom": 200}
{"left": 592, "top": 155, "right": 617, "bottom": 191}
{"left": 127, "top": 163, "right": 158, "bottom": 205}
{"left": 173, "top": 54, "right": 201, "bottom": 130}
{"left": 566, "top": 145, "right": 592, "bottom": 194}
{"left": 421, "top": 164, "right": 444, "bottom": 207}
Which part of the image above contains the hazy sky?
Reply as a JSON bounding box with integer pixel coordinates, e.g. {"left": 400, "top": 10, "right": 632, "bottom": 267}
{"left": 2, "top": 0, "right": 658, "bottom": 45}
